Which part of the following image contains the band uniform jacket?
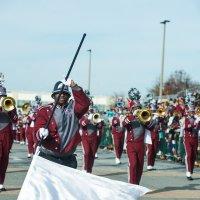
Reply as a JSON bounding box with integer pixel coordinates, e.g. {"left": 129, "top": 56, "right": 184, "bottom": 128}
{"left": 112, "top": 116, "right": 125, "bottom": 135}
{"left": 123, "top": 114, "right": 146, "bottom": 142}
{"left": 34, "top": 87, "right": 90, "bottom": 154}
{"left": 0, "top": 107, "right": 18, "bottom": 139}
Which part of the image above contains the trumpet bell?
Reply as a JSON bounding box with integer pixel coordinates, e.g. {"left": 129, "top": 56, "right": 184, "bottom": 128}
{"left": 1, "top": 97, "right": 16, "bottom": 112}
{"left": 137, "top": 109, "right": 152, "bottom": 124}
{"left": 195, "top": 107, "right": 200, "bottom": 116}
{"left": 22, "top": 103, "right": 31, "bottom": 114}
{"left": 157, "top": 108, "right": 166, "bottom": 117}
{"left": 92, "top": 113, "right": 102, "bottom": 124}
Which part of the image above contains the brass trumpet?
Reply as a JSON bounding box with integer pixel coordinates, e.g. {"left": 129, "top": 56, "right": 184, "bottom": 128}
{"left": 22, "top": 102, "right": 31, "bottom": 115}
{"left": 195, "top": 107, "right": 200, "bottom": 116}
{"left": 156, "top": 107, "right": 166, "bottom": 117}
{"left": 136, "top": 108, "right": 152, "bottom": 124}
{"left": 1, "top": 96, "right": 16, "bottom": 112}
{"left": 92, "top": 113, "right": 102, "bottom": 124}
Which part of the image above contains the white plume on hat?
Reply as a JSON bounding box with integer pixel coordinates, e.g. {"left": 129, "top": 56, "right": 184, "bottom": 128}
{"left": 0, "top": 85, "right": 6, "bottom": 96}
{"left": 150, "top": 103, "right": 157, "bottom": 111}
{"left": 188, "top": 105, "right": 195, "bottom": 112}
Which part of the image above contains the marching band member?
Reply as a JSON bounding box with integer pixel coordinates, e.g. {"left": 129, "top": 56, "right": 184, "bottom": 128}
{"left": 16, "top": 116, "right": 24, "bottom": 143}
{"left": 166, "top": 107, "right": 180, "bottom": 161}
{"left": 80, "top": 110, "right": 102, "bottom": 173}
{"left": 20, "top": 114, "right": 27, "bottom": 145}
{"left": 123, "top": 88, "right": 155, "bottom": 185}
{"left": 123, "top": 98, "right": 149, "bottom": 185}
{"left": 146, "top": 104, "right": 159, "bottom": 171}
{"left": 10, "top": 123, "right": 17, "bottom": 147}
{"left": 34, "top": 79, "right": 90, "bottom": 168}
{"left": 111, "top": 109, "right": 125, "bottom": 164}
{"left": 25, "top": 107, "right": 37, "bottom": 158}
{"left": 183, "top": 106, "right": 200, "bottom": 180}
{"left": 25, "top": 96, "right": 42, "bottom": 157}
{"left": 0, "top": 84, "right": 18, "bottom": 191}
{"left": 95, "top": 117, "right": 105, "bottom": 158}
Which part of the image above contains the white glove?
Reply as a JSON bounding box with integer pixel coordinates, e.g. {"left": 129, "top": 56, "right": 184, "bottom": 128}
{"left": 195, "top": 117, "right": 200, "bottom": 124}
{"left": 88, "top": 113, "right": 93, "bottom": 120}
{"left": 81, "top": 121, "right": 86, "bottom": 126}
{"left": 61, "top": 78, "right": 76, "bottom": 87}
{"left": 97, "top": 130, "right": 100, "bottom": 136}
{"left": 39, "top": 128, "right": 49, "bottom": 139}
{"left": 124, "top": 117, "right": 130, "bottom": 124}
{"left": 153, "top": 114, "right": 158, "bottom": 120}
{"left": 113, "top": 120, "right": 118, "bottom": 125}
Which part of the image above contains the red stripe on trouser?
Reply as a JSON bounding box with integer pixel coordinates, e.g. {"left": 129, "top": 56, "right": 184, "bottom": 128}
{"left": 127, "top": 141, "right": 144, "bottom": 185}
{"left": 113, "top": 133, "right": 125, "bottom": 159}
{"left": 147, "top": 139, "right": 158, "bottom": 166}
{"left": 82, "top": 135, "right": 98, "bottom": 173}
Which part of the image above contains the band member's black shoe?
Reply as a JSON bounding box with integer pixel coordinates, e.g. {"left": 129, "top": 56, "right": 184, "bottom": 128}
{"left": 187, "top": 176, "right": 193, "bottom": 181}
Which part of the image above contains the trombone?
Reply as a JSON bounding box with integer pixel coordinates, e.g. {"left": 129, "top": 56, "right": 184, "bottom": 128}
{"left": 0, "top": 96, "right": 16, "bottom": 112}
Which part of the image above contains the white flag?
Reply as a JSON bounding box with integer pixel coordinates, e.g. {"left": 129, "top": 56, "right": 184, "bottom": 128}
{"left": 18, "top": 155, "right": 150, "bottom": 200}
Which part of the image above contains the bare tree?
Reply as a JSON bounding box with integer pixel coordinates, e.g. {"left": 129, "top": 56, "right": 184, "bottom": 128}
{"left": 148, "top": 70, "right": 200, "bottom": 96}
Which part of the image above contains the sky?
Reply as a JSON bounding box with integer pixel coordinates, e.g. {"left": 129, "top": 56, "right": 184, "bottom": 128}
{"left": 0, "top": 0, "right": 200, "bottom": 97}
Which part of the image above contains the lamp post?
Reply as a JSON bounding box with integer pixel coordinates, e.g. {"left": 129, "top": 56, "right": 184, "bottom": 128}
{"left": 87, "top": 49, "right": 92, "bottom": 93}
{"left": 159, "top": 20, "right": 170, "bottom": 100}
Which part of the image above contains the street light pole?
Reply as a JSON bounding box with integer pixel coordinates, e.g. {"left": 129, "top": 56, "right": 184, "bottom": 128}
{"left": 159, "top": 20, "right": 170, "bottom": 100}
{"left": 87, "top": 49, "right": 92, "bottom": 93}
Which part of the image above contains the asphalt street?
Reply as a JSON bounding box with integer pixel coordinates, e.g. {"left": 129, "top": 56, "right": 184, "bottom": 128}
{"left": 1, "top": 143, "right": 200, "bottom": 200}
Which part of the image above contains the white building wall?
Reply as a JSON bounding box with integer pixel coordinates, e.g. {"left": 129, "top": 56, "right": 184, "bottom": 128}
{"left": 7, "top": 90, "right": 53, "bottom": 105}
{"left": 7, "top": 91, "right": 113, "bottom": 107}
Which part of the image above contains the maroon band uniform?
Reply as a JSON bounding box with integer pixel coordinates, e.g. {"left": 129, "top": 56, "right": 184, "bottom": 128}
{"left": 0, "top": 108, "right": 18, "bottom": 185}
{"left": 80, "top": 115, "right": 102, "bottom": 173}
{"left": 183, "top": 115, "right": 200, "bottom": 179}
{"left": 111, "top": 115, "right": 125, "bottom": 163}
{"left": 123, "top": 114, "right": 146, "bottom": 185}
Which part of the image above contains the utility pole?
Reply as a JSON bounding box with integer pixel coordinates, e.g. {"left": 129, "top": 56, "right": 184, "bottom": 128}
{"left": 159, "top": 20, "right": 170, "bottom": 100}
{"left": 87, "top": 49, "right": 92, "bottom": 93}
